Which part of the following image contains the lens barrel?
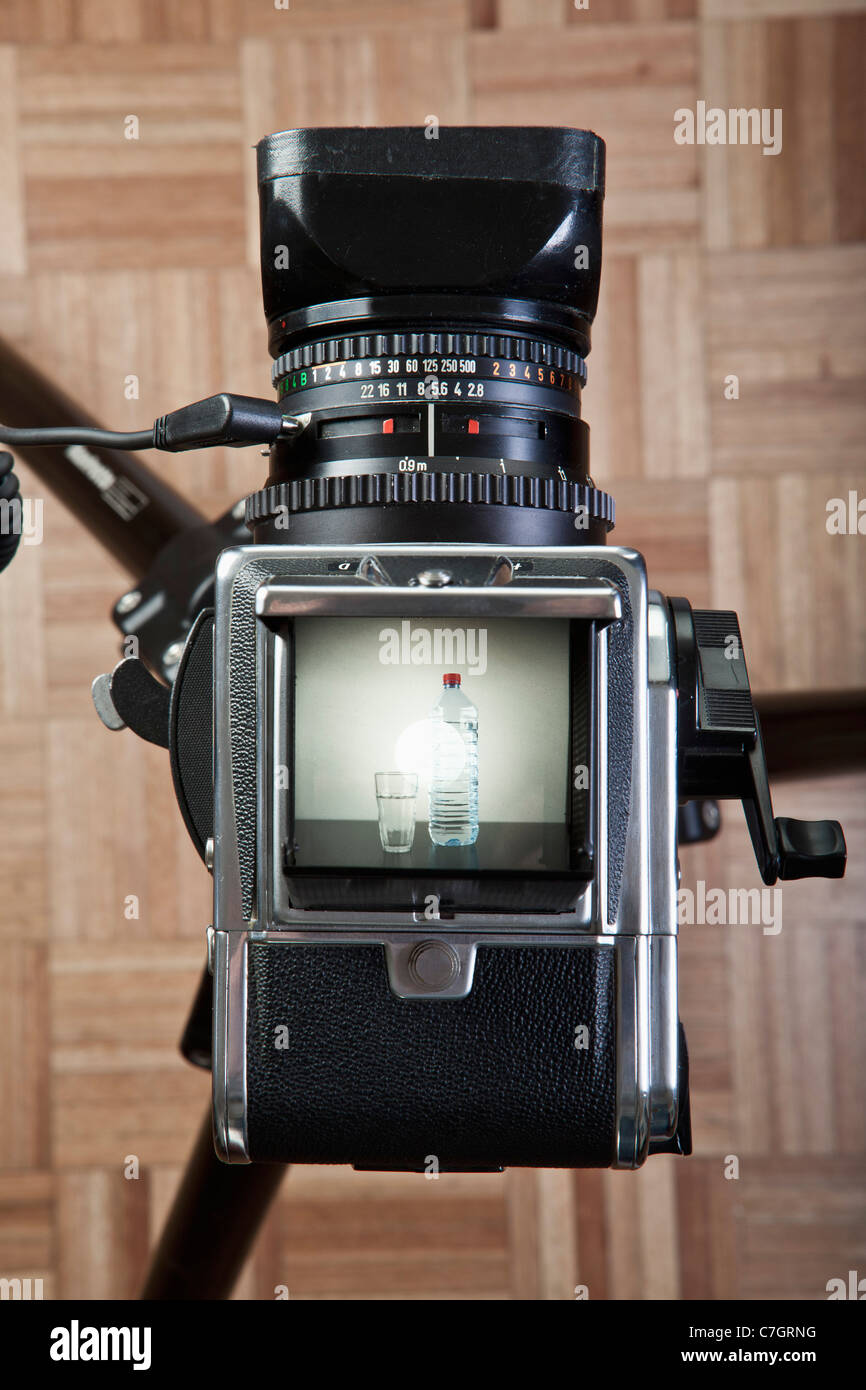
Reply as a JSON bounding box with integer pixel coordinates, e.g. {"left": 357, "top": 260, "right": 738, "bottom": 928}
{"left": 246, "top": 128, "right": 614, "bottom": 546}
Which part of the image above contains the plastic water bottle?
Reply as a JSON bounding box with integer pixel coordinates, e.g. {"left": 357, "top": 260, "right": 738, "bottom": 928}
{"left": 429, "top": 674, "right": 478, "bottom": 846}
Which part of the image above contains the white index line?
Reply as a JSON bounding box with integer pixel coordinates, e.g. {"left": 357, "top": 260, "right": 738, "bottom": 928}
{"left": 427, "top": 402, "right": 435, "bottom": 457}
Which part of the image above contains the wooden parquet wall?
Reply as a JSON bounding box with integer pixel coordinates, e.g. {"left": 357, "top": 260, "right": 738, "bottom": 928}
{"left": 0, "top": 0, "right": 863, "bottom": 1301}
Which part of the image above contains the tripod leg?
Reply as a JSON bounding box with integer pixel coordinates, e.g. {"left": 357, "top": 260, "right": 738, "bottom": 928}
{"left": 179, "top": 965, "right": 215, "bottom": 1071}
{"left": 140, "top": 1112, "right": 288, "bottom": 1300}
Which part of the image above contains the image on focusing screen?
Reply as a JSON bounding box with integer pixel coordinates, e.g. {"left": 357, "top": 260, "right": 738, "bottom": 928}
{"left": 288, "top": 616, "right": 577, "bottom": 885}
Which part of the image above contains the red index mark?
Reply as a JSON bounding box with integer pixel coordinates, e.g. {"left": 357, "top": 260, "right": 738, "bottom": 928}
{"left": 382, "top": 418, "right": 394, "bottom": 434}
{"left": 468, "top": 418, "right": 480, "bottom": 435}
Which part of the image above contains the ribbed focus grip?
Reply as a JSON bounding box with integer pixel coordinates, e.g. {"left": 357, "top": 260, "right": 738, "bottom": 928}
{"left": 245, "top": 473, "right": 616, "bottom": 527}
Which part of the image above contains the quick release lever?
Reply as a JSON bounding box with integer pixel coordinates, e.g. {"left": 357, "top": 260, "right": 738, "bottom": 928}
{"left": 669, "top": 597, "right": 847, "bottom": 885}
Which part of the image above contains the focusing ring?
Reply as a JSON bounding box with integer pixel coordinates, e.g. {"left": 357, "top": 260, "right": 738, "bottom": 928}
{"left": 245, "top": 472, "right": 615, "bottom": 528}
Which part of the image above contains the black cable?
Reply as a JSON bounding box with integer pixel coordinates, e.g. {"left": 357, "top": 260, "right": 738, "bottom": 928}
{"left": 0, "top": 394, "right": 304, "bottom": 454}
{"left": 0, "top": 424, "right": 154, "bottom": 449}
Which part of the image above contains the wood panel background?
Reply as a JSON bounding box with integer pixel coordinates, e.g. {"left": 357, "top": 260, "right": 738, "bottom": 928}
{"left": 0, "top": 0, "right": 864, "bottom": 1301}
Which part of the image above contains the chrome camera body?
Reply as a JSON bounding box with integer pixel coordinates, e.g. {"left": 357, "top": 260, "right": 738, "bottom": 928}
{"left": 211, "top": 541, "right": 684, "bottom": 1170}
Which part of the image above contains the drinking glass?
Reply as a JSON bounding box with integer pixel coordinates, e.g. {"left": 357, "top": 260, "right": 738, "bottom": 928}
{"left": 374, "top": 772, "right": 418, "bottom": 853}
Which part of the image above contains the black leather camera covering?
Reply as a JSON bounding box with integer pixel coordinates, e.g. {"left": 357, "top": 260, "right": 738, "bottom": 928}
{"left": 245, "top": 941, "right": 617, "bottom": 1169}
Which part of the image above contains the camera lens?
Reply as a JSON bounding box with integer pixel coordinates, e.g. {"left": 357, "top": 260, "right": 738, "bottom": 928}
{"left": 245, "top": 128, "right": 615, "bottom": 546}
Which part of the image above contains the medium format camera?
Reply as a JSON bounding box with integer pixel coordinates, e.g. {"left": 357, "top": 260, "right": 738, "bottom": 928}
{"left": 147, "top": 128, "right": 848, "bottom": 1170}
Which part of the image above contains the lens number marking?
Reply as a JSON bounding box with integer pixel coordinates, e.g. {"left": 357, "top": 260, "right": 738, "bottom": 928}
{"left": 278, "top": 357, "right": 580, "bottom": 398}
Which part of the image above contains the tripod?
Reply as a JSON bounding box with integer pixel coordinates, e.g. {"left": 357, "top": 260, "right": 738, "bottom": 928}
{"left": 2, "top": 335, "right": 863, "bottom": 1299}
